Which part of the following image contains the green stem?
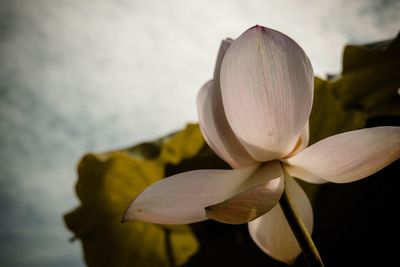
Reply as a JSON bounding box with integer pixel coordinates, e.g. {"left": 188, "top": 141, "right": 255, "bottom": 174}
{"left": 164, "top": 229, "right": 176, "bottom": 267}
{"left": 279, "top": 186, "right": 325, "bottom": 267}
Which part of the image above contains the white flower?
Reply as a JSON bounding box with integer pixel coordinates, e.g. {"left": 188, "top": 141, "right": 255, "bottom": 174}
{"left": 124, "top": 25, "right": 400, "bottom": 264}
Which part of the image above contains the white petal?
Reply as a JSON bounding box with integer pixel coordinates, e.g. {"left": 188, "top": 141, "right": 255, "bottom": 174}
{"left": 197, "top": 80, "right": 258, "bottom": 168}
{"left": 205, "top": 161, "right": 284, "bottom": 224}
{"left": 220, "top": 25, "right": 314, "bottom": 161}
{"left": 123, "top": 165, "right": 259, "bottom": 224}
{"left": 283, "top": 126, "right": 400, "bottom": 183}
{"left": 248, "top": 176, "right": 313, "bottom": 264}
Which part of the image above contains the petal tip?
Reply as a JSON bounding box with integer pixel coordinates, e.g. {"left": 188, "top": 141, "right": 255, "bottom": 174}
{"left": 122, "top": 204, "right": 131, "bottom": 223}
{"left": 247, "top": 24, "right": 282, "bottom": 36}
{"left": 246, "top": 24, "right": 267, "bottom": 36}
{"left": 121, "top": 210, "right": 130, "bottom": 224}
{"left": 252, "top": 24, "right": 264, "bottom": 29}
{"left": 122, "top": 198, "right": 142, "bottom": 223}
{"left": 221, "top": 38, "right": 233, "bottom": 46}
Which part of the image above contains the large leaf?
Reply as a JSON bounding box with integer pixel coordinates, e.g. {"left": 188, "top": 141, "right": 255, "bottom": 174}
{"left": 334, "top": 33, "right": 400, "bottom": 118}
{"left": 308, "top": 77, "right": 366, "bottom": 145}
{"left": 64, "top": 124, "right": 203, "bottom": 267}
{"left": 309, "top": 33, "right": 400, "bottom": 144}
{"left": 302, "top": 34, "right": 400, "bottom": 203}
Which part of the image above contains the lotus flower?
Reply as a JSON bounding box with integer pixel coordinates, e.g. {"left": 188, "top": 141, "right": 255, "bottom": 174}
{"left": 124, "top": 25, "right": 400, "bottom": 264}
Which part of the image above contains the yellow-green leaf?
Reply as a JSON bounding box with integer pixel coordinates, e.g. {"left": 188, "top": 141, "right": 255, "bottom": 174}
{"left": 298, "top": 35, "right": 400, "bottom": 202}
{"left": 309, "top": 77, "right": 366, "bottom": 144}
{"left": 333, "top": 34, "right": 400, "bottom": 118}
{"left": 64, "top": 124, "right": 204, "bottom": 267}
{"left": 309, "top": 34, "right": 400, "bottom": 145}
{"left": 160, "top": 124, "right": 204, "bottom": 165}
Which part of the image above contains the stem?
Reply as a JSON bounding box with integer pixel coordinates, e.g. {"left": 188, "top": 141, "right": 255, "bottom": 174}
{"left": 164, "top": 229, "right": 176, "bottom": 267}
{"left": 279, "top": 186, "right": 325, "bottom": 267}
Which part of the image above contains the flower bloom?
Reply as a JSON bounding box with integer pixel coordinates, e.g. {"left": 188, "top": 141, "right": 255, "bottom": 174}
{"left": 124, "top": 25, "right": 400, "bottom": 264}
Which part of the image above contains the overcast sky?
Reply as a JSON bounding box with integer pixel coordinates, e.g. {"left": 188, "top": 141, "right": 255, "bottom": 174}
{"left": 0, "top": 0, "right": 399, "bottom": 266}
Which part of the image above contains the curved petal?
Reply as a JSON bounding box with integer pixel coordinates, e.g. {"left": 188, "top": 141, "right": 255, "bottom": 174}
{"left": 283, "top": 126, "right": 400, "bottom": 183}
{"left": 248, "top": 176, "right": 313, "bottom": 264}
{"left": 285, "top": 121, "right": 310, "bottom": 158}
{"left": 220, "top": 25, "right": 314, "bottom": 161}
{"left": 197, "top": 80, "right": 258, "bottom": 168}
{"left": 205, "top": 161, "right": 284, "bottom": 224}
{"left": 123, "top": 165, "right": 259, "bottom": 224}
{"left": 213, "top": 38, "right": 233, "bottom": 81}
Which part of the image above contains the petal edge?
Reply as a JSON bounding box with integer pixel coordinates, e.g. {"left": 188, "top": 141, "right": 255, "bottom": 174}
{"left": 205, "top": 161, "right": 284, "bottom": 224}
{"left": 284, "top": 126, "right": 400, "bottom": 183}
{"left": 197, "top": 80, "right": 257, "bottom": 168}
{"left": 248, "top": 175, "right": 313, "bottom": 264}
{"left": 123, "top": 166, "right": 258, "bottom": 224}
{"left": 220, "top": 25, "right": 314, "bottom": 161}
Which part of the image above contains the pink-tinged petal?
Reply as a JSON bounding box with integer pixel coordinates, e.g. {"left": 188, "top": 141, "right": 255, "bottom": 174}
{"left": 282, "top": 165, "right": 327, "bottom": 184}
{"left": 285, "top": 121, "right": 310, "bottom": 158}
{"left": 283, "top": 126, "right": 400, "bottom": 183}
{"left": 248, "top": 176, "right": 313, "bottom": 264}
{"left": 205, "top": 161, "right": 284, "bottom": 224}
{"left": 213, "top": 38, "right": 233, "bottom": 81}
{"left": 220, "top": 25, "right": 314, "bottom": 161}
{"left": 123, "top": 165, "right": 259, "bottom": 224}
{"left": 197, "top": 80, "right": 258, "bottom": 168}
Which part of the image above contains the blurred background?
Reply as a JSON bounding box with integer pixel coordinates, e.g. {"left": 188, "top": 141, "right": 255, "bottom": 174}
{"left": 0, "top": 0, "right": 399, "bottom": 266}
